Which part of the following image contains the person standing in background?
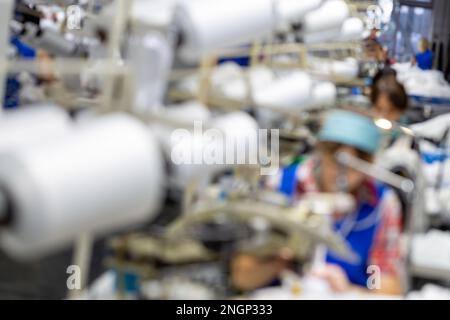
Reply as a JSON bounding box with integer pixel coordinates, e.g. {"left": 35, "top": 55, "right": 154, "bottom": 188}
{"left": 412, "top": 38, "right": 434, "bottom": 70}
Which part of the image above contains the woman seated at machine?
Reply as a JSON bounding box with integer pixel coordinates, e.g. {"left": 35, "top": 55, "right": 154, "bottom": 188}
{"left": 232, "top": 110, "right": 404, "bottom": 296}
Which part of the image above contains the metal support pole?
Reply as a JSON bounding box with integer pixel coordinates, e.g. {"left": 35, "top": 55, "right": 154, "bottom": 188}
{"left": 336, "top": 151, "right": 415, "bottom": 194}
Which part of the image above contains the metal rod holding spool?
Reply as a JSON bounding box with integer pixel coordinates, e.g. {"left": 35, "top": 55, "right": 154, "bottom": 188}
{"left": 336, "top": 151, "right": 415, "bottom": 194}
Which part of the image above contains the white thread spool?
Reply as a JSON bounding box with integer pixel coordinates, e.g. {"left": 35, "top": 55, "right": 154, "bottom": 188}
{"left": 312, "top": 82, "right": 337, "bottom": 108}
{"left": 175, "top": 0, "right": 275, "bottom": 63}
{"left": 152, "top": 101, "right": 212, "bottom": 189}
{"left": 254, "top": 72, "right": 313, "bottom": 111}
{"left": 211, "top": 112, "right": 259, "bottom": 168}
{"left": 275, "top": 0, "right": 323, "bottom": 24}
{"left": 0, "top": 113, "right": 164, "bottom": 260}
{"left": 211, "top": 63, "right": 275, "bottom": 101}
{"left": 303, "top": 17, "right": 364, "bottom": 43}
{"left": 152, "top": 101, "right": 211, "bottom": 154}
{"left": 302, "top": 0, "right": 350, "bottom": 34}
{"left": 254, "top": 72, "right": 313, "bottom": 127}
{"left": 0, "top": 0, "right": 14, "bottom": 111}
{"left": 332, "top": 58, "right": 359, "bottom": 79}
{"left": 210, "top": 62, "right": 247, "bottom": 100}
{"left": 339, "top": 17, "right": 364, "bottom": 41}
{"left": 127, "top": 32, "right": 173, "bottom": 113}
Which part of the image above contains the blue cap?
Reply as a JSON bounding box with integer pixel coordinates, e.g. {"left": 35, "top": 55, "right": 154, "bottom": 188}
{"left": 318, "top": 110, "right": 381, "bottom": 155}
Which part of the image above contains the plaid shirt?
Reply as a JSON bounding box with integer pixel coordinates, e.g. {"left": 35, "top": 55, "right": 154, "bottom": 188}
{"left": 267, "top": 158, "right": 403, "bottom": 276}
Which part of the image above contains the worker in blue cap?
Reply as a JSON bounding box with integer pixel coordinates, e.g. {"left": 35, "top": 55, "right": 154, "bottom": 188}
{"left": 232, "top": 110, "right": 403, "bottom": 296}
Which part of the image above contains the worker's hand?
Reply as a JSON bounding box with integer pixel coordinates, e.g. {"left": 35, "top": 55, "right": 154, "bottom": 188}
{"left": 231, "top": 252, "right": 292, "bottom": 292}
{"left": 311, "top": 264, "right": 351, "bottom": 293}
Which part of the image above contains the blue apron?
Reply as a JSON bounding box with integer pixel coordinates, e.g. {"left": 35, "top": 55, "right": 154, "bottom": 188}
{"left": 279, "top": 164, "right": 385, "bottom": 287}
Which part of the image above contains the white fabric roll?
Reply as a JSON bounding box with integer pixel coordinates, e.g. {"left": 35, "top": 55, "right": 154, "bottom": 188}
{"left": 254, "top": 72, "right": 314, "bottom": 127}
{"left": 303, "top": 0, "right": 350, "bottom": 34}
{"left": 175, "top": 0, "right": 275, "bottom": 62}
{"left": 0, "top": 114, "right": 164, "bottom": 260}
{"left": 0, "top": 104, "right": 71, "bottom": 151}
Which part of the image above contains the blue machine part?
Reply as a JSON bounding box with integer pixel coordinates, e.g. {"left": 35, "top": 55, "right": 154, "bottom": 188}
{"left": 421, "top": 151, "right": 449, "bottom": 165}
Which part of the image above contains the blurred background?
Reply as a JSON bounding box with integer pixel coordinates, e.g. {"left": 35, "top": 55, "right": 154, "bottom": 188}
{"left": 0, "top": 0, "right": 449, "bottom": 300}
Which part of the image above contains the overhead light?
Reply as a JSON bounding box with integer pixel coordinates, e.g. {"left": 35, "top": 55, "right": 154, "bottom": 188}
{"left": 374, "top": 118, "right": 393, "bottom": 130}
